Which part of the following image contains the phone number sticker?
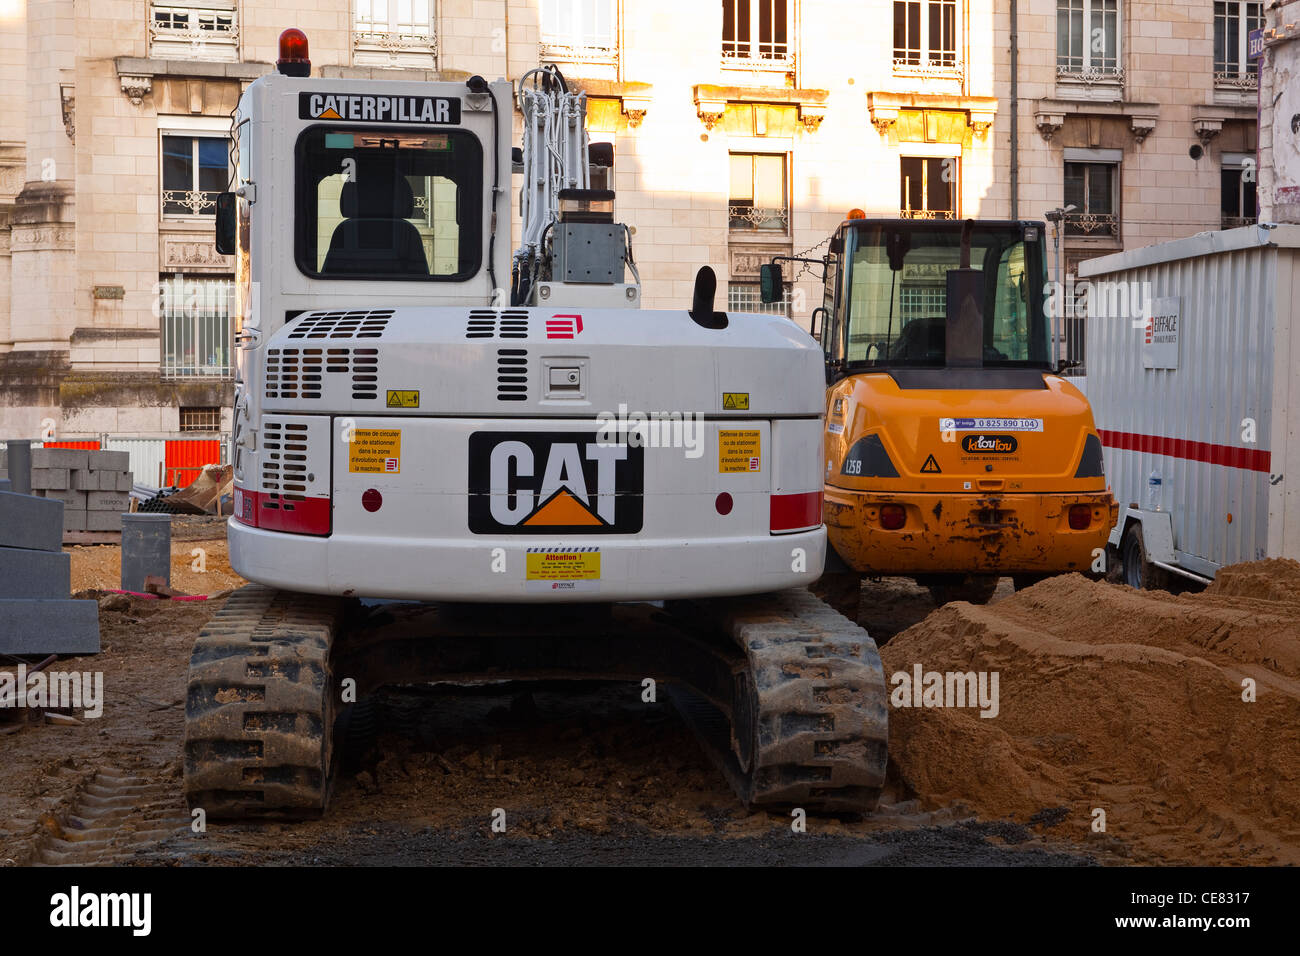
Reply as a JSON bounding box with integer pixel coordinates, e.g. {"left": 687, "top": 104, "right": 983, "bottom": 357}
{"left": 940, "top": 418, "right": 1044, "bottom": 432}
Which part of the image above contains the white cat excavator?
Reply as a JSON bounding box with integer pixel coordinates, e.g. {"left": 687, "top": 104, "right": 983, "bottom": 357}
{"left": 185, "top": 29, "right": 887, "bottom": 818}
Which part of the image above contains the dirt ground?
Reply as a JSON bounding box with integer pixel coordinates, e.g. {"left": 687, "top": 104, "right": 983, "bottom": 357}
{"left": 1, "top": 519, "right": 1297, "bottom": 866}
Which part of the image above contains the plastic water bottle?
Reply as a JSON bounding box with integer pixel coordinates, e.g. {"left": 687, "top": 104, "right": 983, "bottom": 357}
{"left": 1145, "top": 469, "right": 1163, "bottom": 512}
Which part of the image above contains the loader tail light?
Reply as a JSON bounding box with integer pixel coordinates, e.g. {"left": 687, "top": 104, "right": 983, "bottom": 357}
{"left": 770, "top": 491, "right": 821, "bottom": 534}
{"left": 277, "top": 28, "right": 311, "bottom": 76}
{"left": 1068, "top": 504, "right": 1092, "bottom": 530}
{"left": 880, "top": 504, "right": 906, "bottom": 530}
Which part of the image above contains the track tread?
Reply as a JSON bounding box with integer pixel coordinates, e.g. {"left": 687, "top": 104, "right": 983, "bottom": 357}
{"left": 183, "top": 585, "right": 346, "bottom": 819}
{"left": 691, "top": 588, "right": 889, "bottom": 815}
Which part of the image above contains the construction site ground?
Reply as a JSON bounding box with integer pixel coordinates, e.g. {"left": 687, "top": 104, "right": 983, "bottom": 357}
{"left": 1, "top": 516, "right": 1296, "bottom": 866}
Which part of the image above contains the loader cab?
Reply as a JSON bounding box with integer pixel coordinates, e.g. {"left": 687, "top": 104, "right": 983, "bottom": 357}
{"left": 764, "top": 219, "right": 1051, "bottom": 385}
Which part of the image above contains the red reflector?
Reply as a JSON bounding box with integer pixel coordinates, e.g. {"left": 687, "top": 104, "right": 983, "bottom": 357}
{"left": 362, "top": 488, "right": 382, "bottom": 512}
{"left": 1068, "top": 504, "right": 1092, "bottom": 530}
{"left": 880, "top": 504, "right": 906, "bottom": 530}
{"left": 770, "top": 491, "right": 821, "bottom": 533}
{"left": 715, "top": 492, "right": 733, "bottom": 516}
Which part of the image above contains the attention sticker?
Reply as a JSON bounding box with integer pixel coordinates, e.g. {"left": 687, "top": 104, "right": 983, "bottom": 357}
{"left": 719, "top": 430, "right": 762, "bottom": 473}
{"left": 349, "top": 429, "right": 401, "bottom": 474}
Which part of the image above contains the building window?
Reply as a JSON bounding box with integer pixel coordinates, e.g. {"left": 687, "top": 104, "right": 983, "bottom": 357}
{"left": 541, "top": 0, "right": 617, "bottom": 62}
{"left": 728, "top": 283, "right": 790, "bottom": 316}
{"left": 1063, "top": 161, "right": 1120, "bottom": 237}
{"left": 1214, "top": 1, "right": 1263, "bottom": 89}
{"left": 722, "top": 0, "right": 791, "bottom": 67}
{"left": 354, "top": 0, "right": 438, "bottom": 68}
{"left": 179, "top": 406, "right": 222, "bottom": 432}
{"left": 161, "top": 135, "right": 228, "bottom": 218}
{"left": 1221, "top": 157, "right": 1258, "bottom": 229}
{"left": 893, "top": 0, "right": 959, "bottom": 75}
{"left": 729, "top": 153, "right": 788, "bottom": 232}
{"left": 149, "top": 4, "right": 239, "bottom": 61}
{"left": 160, "top": 275, "right": 234, "bottom": 379}
{"left": 1056, "top": 0, "right": 1121, "bottom": 82}
{"left": 899, "top": 156, "right": 957, "bottom": 219}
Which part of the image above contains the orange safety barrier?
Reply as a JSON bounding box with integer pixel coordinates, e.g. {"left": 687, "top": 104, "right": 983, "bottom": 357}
{"left": 164, "top": 439, "right": 221, "bottom": 488}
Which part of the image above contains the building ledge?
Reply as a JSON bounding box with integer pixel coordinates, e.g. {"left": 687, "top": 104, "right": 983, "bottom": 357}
{"left": 1033, "top": 98, "right": 1160, "bottom": 144}
{"left": 695, "top": 84, "right": 829, "bottom": 132}
{"left": 867, "top": 92, "right": 998, "bottom": 139}
{"left": 115, "top": 56, "right": 271, "bottom": 81}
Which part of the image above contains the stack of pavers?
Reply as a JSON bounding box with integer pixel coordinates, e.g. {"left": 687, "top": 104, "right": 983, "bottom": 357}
{"left": 0, "top": 486, "right": 100, "bottom": 655}
{"left": 0, "top": 448, "right": 133, "bottom": 534}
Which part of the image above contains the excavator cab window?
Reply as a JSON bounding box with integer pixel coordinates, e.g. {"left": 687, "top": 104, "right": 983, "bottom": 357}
{"left": 294, "top": 127, "right": 484, "bottom": 281}
{"left": 834, "top": 220, "right": 1049, "bottom": 372}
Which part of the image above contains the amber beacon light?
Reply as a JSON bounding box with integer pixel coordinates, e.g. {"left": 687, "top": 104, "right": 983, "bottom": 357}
{"left": 277, "top": 28, "right": 311, "bottom": 76}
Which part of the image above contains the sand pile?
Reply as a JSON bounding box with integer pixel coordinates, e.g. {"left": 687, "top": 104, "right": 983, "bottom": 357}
{"left": 880, "top": 567, "right": 1300, "bottom": 864}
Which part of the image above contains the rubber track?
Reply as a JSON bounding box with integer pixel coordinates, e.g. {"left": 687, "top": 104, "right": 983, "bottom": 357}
{"left": 688, "top": 588, "right": 889, "bottom": 815}
{"left": 183, "top": 585, "right": 346, "bottom": 819}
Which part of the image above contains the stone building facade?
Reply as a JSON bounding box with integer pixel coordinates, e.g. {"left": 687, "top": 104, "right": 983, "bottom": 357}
{"left": 0, "top": 1, "right": 1269, "bottom": 437}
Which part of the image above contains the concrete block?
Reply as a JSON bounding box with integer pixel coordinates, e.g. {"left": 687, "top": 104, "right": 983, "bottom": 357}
{"left": 0, "top": 479, "right": 9, "bottom": 492}
{"left": 63, "top": 510, "right": 88, "bottom": 532}
{"left": 70, "top": 469, "right": 99, "bottom": 491}
{"left": 122, "top": 514, "right": 170, "bottom": 591}
{"left": 0, "top": 491, "right": 63, "bottom": 552}
{"left": 86, "top": 491, "right": 130, "bottom": 512}
{"left": 0, "top": 546, "right": 71, "bottom": 599}
{"left": 89, "top": 450, "right": 130, "bottom": 472}
{"left": 30, "top": 467, "right": 69, "bottom": 490}
{"left": 32, "top": 448, "right": 90, "bottom": 472}
{"left": 0, "top": 599, "right": 100, "bottom": 654}
{"left": 5, "top": 441, "right": 32, "bottom": 495}
{"left": 86, "top": 511, "right": 123, "bottom": 532}
{"left": 116, "top": 471, "right": 134, "bottom": 492}
{"left": 98, "top": 470, "right": 120, "bottom": 490}
{"left": 38, "top": 488, "right": 86, "bottom": 509}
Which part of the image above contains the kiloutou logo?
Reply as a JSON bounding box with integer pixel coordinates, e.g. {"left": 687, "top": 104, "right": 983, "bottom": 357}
{"left": 961, "top": 434, "right": 1018, "bottom": 454}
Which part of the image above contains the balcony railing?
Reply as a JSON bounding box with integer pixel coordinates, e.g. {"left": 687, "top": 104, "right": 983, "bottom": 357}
{"left": 900, "top": 209, "right": 958, "bottom": 220}
{"left": 161, "top": 188, "right": 220, "bottom": 218}
{"left": 1064, "top": 212, "right": 1119, "bottom": 238}
{"left": 1221, "top": 215, "right": 1257, "bottom": 229}
{"left": 892, "top": 56, "right": 963, "bottom": 78}
{"left": 1214, "top": 70, "right": 1259, "bottom": 90}
{"left": 1056, "top": 64, "right": 1124, "bottom": 85}
{"left": 540, "top": 37, "right": 618, "bottom": 64}
{"left": 728, "top": 203, "right": 789, "bottom": 231}
{"left": 721, "top": 45, "right": 794, "bottom": 71}
{"left": 353, "top": 28, "right": 438, "bottom": 68}
{"left": 150, "top": 5, "right": 239, "bottom": 61}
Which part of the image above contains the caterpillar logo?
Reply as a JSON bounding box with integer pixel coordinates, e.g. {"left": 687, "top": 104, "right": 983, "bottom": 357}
{"left": 961, "top": 434, "right": 1018, "bottom": 454}
{"left": 298, "top": 92, "right": 461, "bottom": 125}
{"left": 468, "top": 432, "right": 644, "bottom": 533}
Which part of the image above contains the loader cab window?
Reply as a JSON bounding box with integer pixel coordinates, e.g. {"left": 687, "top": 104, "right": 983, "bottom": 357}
{"left": 295, "top": 127, "right": 483, "bottom": 281}
{"left": 837, "top": 222, "right": 1049, "bottom": 369}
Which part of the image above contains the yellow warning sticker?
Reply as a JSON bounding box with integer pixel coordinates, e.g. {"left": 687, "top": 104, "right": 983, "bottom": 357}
{"left": 349, "top": 429, "right": 402, "bottom": 474}
{"left": 386, "top": 389, "right": 419, "bottom": 408}
{"left": 719, "top": 430, "right": 762, "bottom": 473}
{"left": 723, "top": 392, "right": 750, "bottom": 410}
{"left": 526, "top": 548, "right": 601, "bottom": 580}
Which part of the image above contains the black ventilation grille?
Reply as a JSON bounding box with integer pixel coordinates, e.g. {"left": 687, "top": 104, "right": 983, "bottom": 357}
{"left": 261, "top": 421, "right": 309, "bottom": 508}
{"left": 467, "top": 310, "right": 530, "bottom": 339}
{"left": 264, "top": 347, "right": 323, "bottom": 400}
{"left": 351, "top": 347, "right": 379, "bottom": 400}
{"left": 266, "top": 346, "right": 380, "bottom": 401}
{"left": 496, "top": 348, "right": 528, "bottom": 402}
{"left": 288, "top": 309, "right": 392, "bottom": 339}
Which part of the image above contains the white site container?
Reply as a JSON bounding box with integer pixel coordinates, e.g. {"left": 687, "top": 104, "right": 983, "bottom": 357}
{"left": 1080, "top": 224, "right": 1300, "bottom": 585}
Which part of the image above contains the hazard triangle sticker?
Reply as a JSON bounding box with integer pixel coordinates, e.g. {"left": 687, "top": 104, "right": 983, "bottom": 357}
{"left": 920, "top": 454, "right": 942, "bottom": 474}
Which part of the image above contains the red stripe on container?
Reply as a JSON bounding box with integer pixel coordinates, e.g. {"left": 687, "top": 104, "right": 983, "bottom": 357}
{"left": 770, "top": 491, "right": 822, "bottom": 533}
{"left": 42, "top": 441, "right": 100, "bottom": 449}
{"left": 1098, "top": 429, "right": 1271, "bottom": 474}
